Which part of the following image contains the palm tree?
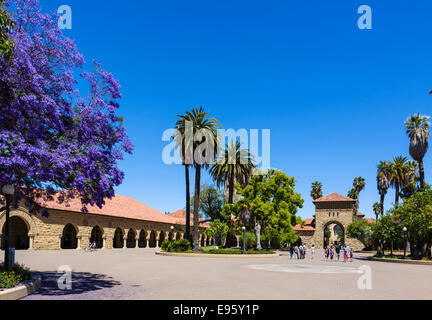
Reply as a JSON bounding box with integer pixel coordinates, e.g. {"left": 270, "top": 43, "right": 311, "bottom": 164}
{"left": 174, "top": 114, "right": 194, "bottom": 242}
{"left": 377, "top": 160, "right": 391, "bottom": 216}
{"left": 347, "top": 177, "right": 366, "bottom": 213}
{"left": 404, "top": 113, "right": 431, "bottom": 190}
{"left": 389, "top": 156, "right": 417, "bottom": 207}
{"left": 209, "top": 140, "right": 255, "bottom": 247}
{"left": 372, "top": 202, "right": 381, "bottom": 221}
{"left": 177, "top": 107, "right": 220, "bottom": 250}
{"left": 310, "top": 181, "right": 323, "bottom": 201}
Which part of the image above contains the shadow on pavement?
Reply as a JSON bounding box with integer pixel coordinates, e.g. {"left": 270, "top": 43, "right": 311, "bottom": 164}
{"left": 31, "top": 271, "right": 121, "bottom": 296}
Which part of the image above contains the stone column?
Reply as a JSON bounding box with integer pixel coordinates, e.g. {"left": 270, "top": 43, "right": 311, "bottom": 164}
{"left": 156, "top": 231, "right": 161, "bottom": 247}
{"left": 134, "top": 235, "right": 139, "bottom": 248}
{"left": 102, "top": 236, "right": 106, "bottom": 249}
{"left": 123, "top": 236, "right": 127, "bottom": 249}
{"left": 145, "top": 233, "right": 151, "bottom": 248}
{"left": 28, "top": 234, "right": 35, "bottom": 250}
{"left": 76, "top": 235, "right": 82, "bottom": 250}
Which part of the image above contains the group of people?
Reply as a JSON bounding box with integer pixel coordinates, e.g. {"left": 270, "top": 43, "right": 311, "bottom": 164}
{"left": 86, "top": 241, "right": 97, "bottom": 252}
{"left": 289, "top": 244, "right": 315, "bottom": 259}
{"left": 324, "top": 244, "right": 353, "bottom": 262}
{"left": 288, "top": 243, "right": 354, "bottom": 262}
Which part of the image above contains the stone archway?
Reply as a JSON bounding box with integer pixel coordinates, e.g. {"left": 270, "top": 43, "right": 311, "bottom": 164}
{"left": 113, "top": 228, "right": 124, "bottom": 248}
{"left": 126, "top": 229, "right": 136, "bottom": 248}
{"left": 90, "top": 225, "right": 104, "bottom": 249}
{"left": 323, "top": 221, "right": 345, "bottom": 248}
{"left": 61, "top": 223, "right": 78, "bottom": 249}
{"left": 138, "top": 230, "right": 147, "bottom": 248}
{"left": 158, "top": 231, "right": 165, "bottom": 247}
{"left": 1, "top": 216, "right": 29, "bottom": 250}
{"left": 148, "top": 230, "right": 157, "bottom": 248}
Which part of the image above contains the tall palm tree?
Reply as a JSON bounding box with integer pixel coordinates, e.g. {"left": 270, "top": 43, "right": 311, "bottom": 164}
{"left": 209, "top": 140, "right": 255, "bottom": 247}
{"left": 210, "top": 140, "right": 255, "bottom": 204}
{"left": 404, "top": 113, "right": 431, "bottom": 190}
{"left": 347, "top": 176, "right": 366, "bottom": 213}
{"left": 372, "top": 202, "right": 381, "bottom": 221}
{"left": 377, "top": 160, "right": 391, "bottom": 216}
{"left": 177, "top": 107, "right": 220, "bottom": 250}
{"left": 173, "top": 115, "right": 194, "bottom": 242}
{"left": 389, "top": 156, "right": 417, "bottom": 207}
{"left": 310, "top": 181, "right": 323, "bottom": 201}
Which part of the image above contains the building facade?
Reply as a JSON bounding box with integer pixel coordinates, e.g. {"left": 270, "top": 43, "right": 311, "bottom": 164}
{"left": 0, "top": 194, "right": 212, "bottom": 251}
{"left": 293, "top": 193, "right": 374, "bottom": 250}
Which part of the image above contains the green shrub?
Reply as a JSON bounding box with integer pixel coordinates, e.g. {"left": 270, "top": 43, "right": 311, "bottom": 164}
{"left": 0, "top": 263, "right": 31, "bottom": 288}
{"left": 161, "top": 240, "right": 171, "bottom": 252}
{"left": 205, "top": 248, "right": 275, "bottom": 255}
{"left": 172, "top": 238, "right": 192, "bottom": 253}
{"left": 239, "top": 231, "right": 256, "bottom": 249}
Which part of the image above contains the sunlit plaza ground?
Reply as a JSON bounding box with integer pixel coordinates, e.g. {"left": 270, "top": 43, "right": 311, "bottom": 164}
{"left": 6, "top": 249, "right": 432, "bottom": 300}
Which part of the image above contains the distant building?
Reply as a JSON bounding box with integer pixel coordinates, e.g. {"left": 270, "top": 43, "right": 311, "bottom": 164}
{"left": 0, "top": 194, "right": 211, "bottom": 251}
{"left": 293, "top": 193, "right": 375, "bottom": 250}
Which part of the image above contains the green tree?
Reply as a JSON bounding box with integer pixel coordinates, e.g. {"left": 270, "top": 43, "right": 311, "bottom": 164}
{"left": 209, "top": 140, "right": 254, "bottom": 247}
{"left": 404, "top": 113, "right": 430, "bottom": 190}
{"left": 346, "top": 219, "right": 375, "bottom": 248}
{"left": 347, "top": 176, "right": 366, "bottom": 213}
{"left": 390, "top": 189, "right": 432, "bottom": 259}
{"left": 176, "top": 107, "right": 220, "bottom": 250}
{"left": 190, "top": 183, "right": 224, "bottom": 220}
{"left": 377, "top": 215, "right": 403, "bottom": 256}
{"left": 0, "top": 0, "right": 14, "bottom": 60}
{"left": 204, "top": 219, "right": 229, "bottom": 247}
{"left": 377, "top": 160, "right": 392, "bottom": 216}
{"left": 372, "top": 202, "right": 381, "bottom": 221}
{"left": 389, "top": 156, "right": 417, "bottom": 207}
{"left": 310, "top": 181, "right": 323, "bottom": 200}
{"left": 234, "top": 170, "right": 303, "bottom": 250}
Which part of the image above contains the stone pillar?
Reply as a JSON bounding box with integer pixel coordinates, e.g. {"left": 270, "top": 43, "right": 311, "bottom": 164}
{"left": 123, "top": 237, "right": 127, "bottom": 249}
{"left": 156, "top": 231, "right": 161, "bottom": 247}
{"left": 102, "top": 236, "right": 106, "bottom": 249}
{"left": 145, "top": 234, "right": 151, "bottom": 248}
{"left": 198, "top": 234, "right": 203, "bottom": 247}
{"left": 28, "top": 234, "right": 35, "bottom": 250}
{"left": 76, "top": 235, "right": 82, "bottom": 250}
{"left": 134, "top": 235, "right": 139, "bottom": 248}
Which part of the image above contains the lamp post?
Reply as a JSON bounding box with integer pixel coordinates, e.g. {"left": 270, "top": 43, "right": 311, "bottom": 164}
{"left": 2, "top": 184, "right": 14, "bottom": 270}
{"left": 240, "top": 206, "right": 251, "bottom": 255}
{"left": 403, "top": 227, "right": 407, "bottom": 259}
{"left": 170, "top": 226, "right": 174, "bottom": 253}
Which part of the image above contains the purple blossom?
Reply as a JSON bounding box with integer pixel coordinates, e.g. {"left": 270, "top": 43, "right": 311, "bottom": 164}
{"left": 0, "top": 0, "right": 133, "bottom": 213}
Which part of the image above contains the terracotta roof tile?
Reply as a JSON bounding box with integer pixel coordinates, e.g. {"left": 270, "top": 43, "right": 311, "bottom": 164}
{"left": 355, "top": 211, "right": 365, "bottom": 217}
{"left": 293, "top": 218, "right": 316, "bottom": 231}
{"left": 313, "top": 193, "right": 356, "bottom": 203}
{"left": 40, "top": 194, "right": 202, "bottom": 226}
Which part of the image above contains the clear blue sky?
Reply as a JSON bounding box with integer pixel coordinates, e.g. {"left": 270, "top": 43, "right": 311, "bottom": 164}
{"left": 43, "top": 0, "right": 432, "bottom": 219}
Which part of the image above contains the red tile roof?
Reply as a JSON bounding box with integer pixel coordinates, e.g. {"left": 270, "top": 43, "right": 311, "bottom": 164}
{"left": 364, "top": 218, "right": 376, "bottom": 223}
{"left": 168, "top": 210, "right": 210, "bottom": 228}
{"left": 355, "top": 211, "right": 365, "bottom": 217}
{"left": 293, "top": 218, "right": 316, "bottom": 231}
{"left": 40, "top": 194, "right": 207, "bottom": 227}
{"left": 313, "top": 193, "right": 356, "bottom": 203}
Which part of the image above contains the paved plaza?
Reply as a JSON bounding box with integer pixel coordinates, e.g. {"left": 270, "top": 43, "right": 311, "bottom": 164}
{"left": 8, "top": 249, "right": 432, "bottom": 300}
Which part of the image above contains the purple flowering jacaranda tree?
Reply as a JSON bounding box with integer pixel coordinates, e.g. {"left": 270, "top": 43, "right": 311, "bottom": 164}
{"left": 0, "top": 0, "right": 133, "bottom": 216}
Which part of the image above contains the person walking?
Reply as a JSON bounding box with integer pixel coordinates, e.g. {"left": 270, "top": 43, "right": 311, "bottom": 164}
{"left": 303, "top": 245, "right": 307, "bottom": 259}
{"left": 311, "top": 245, "right": 315, "bottom": 259}
{"left": 325, "top": 246, "right": 329, "bottom": 260}
{"left": 289, "top": 247, "right": 294, "bottom": 259}
{"left": 335, "top": 244, "right": 341, "bottom": 261}
{"left": 350, "top": 248, "right": 353, "bottom": 262}
{"left": 329, "top": 246, "right": 334, "bottom": 261}
{"left": 294, "top": 245, "right": 299, "bottom": 259}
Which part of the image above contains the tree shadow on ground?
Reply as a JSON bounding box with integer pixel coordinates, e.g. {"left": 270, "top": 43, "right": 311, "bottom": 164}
{"left": 31, "top": 271, "right": 121, "bottom": 296}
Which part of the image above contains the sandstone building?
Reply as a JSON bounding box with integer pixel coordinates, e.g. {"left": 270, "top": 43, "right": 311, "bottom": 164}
{"left": 0, "top": 194, "right": 212, "bottom": 251}
{"left": 293, "top": 193, "right": 374, "bottom": 250}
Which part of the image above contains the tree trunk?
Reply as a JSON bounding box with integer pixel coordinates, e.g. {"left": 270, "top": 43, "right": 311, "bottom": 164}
{"left": 395, "top": 180, "right": 399, "bottom": 207}
{"left": 254, "top": 218, "right": 262, "bottom": 251}
{"left": 225, "top": 173, "right": 235, "bottom": 248}
{"left": 419, "top": 159, "right": 425, "bottom": 190}
{"left": 193, "top": 165, "right": 201, "bottom": 251}
{"left": 185, "top": 165, "right": 191, "bottom": 241}
{"left": 380, "top": 193, "right": 385, "bottom": 219}
{"left": 390, "top": 241, "right": 393, "bottom": 256}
